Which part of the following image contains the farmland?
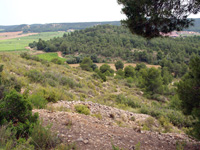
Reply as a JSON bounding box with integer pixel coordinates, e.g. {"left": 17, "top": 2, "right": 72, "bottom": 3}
{"left": 36, "top": 52, "right": 67, "bottom": 62}
{"left": 0, "top": 32, "right": 66, "bottom": 52}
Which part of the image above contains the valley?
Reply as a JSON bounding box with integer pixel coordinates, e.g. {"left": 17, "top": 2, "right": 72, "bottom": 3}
{"left": 0, "top": 23, "right": 199, "bottom": 150}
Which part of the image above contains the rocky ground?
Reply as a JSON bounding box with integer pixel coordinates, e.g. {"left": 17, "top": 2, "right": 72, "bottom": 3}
{"left": 33, "top": 101, "right": 200, "bottom": 150}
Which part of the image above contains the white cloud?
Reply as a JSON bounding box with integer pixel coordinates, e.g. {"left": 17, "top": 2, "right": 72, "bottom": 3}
{"left": 0, "top": 0, "right": 126, "bottom": 25}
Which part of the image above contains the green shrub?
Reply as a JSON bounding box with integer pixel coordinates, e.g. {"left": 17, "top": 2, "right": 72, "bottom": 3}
{"left": 142, "top": 117, "right": 155, "bottom": 131}
{"left": 0, "top": 125, "right": 16, "bottom": 147}
{"left": 116, "top": 69, "right": 124, "bottom": 77}
{"left": 159, "top": 116, "right": 173, "bottom": 133}
{"left": 0, "top": 90, "right": 38, "bottom": 138}
{"left": 135, "top": 63, "right": 147, "bottom": 71}
{"left": 51, "top": 58, "right": 63, "bottom": 65}
{"left": 116, "top": 94, "right": 140, "bottom": 108}
{"left": 169, "top": 95, "right": 182, "bottom": 110}
{"left": 59, "top": 76, "right": 76, "bottom": 88}
{"left": 74, "top": 104, "right": 90, "bottom": 115}
{"left": 80, "top": 57, "right": 93, "bottom": 71}
{"left": 92, "top": 113, "right": 103, "bottom": 120}
{"left": 30, "top": 121, "right": 60, "bottom": 150}
{"left": 112, "top": 144, "right": 123, "bottom": 150}
{"left": 46, "top": 78, "right": 57, "bottom": 87}
{"left": 126, "top": 77, "right": 134, "bottom": 83}
{"left": 28, "top": 94, "right": 48, "bottom": 109}
{"left": 27, "top": 70, "right": 44, "bottom": 83}
{"left": 92, "top": 70, "right": 107, "bottom": 82}
{"left": 100, "top": 64, "right": 114, "bottom": 76}
{"left": 55, "top": 143, "right": 76, "bottom": 150}
{"left": 114, "top": 74, "right": 124, "bottom": 80}
{"left": 140, "top": 106, "right": 193, "bottom": 127}
{"left": 115, "top": 60, "right": 124, "bottom": 70}
{"left": 124, "top": 65, "right": 135, "bottom": 78}
{"left": 0, "top": 127, "right": 35, "bottom": 150}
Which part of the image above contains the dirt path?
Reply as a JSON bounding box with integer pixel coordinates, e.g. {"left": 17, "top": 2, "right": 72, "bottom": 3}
{"left": 33, "top": 101, "right": 200, "bottom": 150}
{"left": 0, "top": 31, "right": 38, "bottom": 40}
{"left": 69, "top": 63, "right": 160, "bottom": 71}
{"left": 57, "top": 51, "right": 64, "bottom": 58}
{"left": 25, "top": 47, "right": 45, "bottom": 55}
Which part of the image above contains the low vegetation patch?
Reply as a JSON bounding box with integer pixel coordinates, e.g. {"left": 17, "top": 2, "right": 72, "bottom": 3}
{"left": 74, "top": 104, "right": 90, "bottom": 115}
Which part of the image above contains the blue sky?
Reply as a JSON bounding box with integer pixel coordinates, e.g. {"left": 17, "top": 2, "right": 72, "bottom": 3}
{"left": 0, "top": 0, "right": 199, "bottom": 26}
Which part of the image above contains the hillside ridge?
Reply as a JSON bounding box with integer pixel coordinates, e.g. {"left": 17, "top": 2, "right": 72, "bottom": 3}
{"left": 33, "top": 101, "right": 200, "bottom": 150}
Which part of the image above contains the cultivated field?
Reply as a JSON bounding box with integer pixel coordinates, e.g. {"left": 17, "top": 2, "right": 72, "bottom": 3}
{"left": 36, "top": 52, "right": 67, "bottom": 62}
{"left": 0, "top": 32, "right": 66, "bottom": 52}
{"left": 69, "top": 63, "right": 160, "bottom": 71}
{"left": 0, "top": 31, "right": 38, "bottom": 40}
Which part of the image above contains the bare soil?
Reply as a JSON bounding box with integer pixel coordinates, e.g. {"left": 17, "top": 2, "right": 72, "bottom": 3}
{"left": 57, "top": 51, "right": 64, "bottom": 58}
{"left": 25, "top": 47, "right": 45, "bottom": 55}
{"left": 69, "top": 63, "right": 160, "bottom": 71}
{"left": 33, "top": 101, "right": 200, "bottom": 150}
{"left": 0, "top": 31, "right": 38, "bottom": 40}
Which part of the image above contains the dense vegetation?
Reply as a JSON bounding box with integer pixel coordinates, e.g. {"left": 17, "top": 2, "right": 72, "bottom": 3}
{"left": 117, "top": 0, "right": 200, "bottom": 38}
{"left": 0, "top": 49, "right": 199, "bottom": 150}
{"left": 30, "top": 25, "right": 200, "bottom": 77}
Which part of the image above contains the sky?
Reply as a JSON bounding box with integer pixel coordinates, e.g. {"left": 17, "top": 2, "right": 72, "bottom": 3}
{"left": 0, "top": 0, "right": 126, "bottom": 25}
{"left": 0, "top": 0, "right": 200, "bottom": 26}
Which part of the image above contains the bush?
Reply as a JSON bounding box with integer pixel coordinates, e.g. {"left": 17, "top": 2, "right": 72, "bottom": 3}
{"left": 100, "top": 64, "right": 114, "bottom": 76}
{"left": 135, "top": 63, "right": 147, "bottom": 71}
{"left": 0, "top": 90, "right": 38, "bottom": 138}
{"left": 80, "top": 57, "right": 93, "bottom": 71}
{"left": 169, "top": 95, "right": 182, "bottom": 110}
{"left": 159, "top": 116, "right": 173, "bottom": 133}
{"left": 140, "top": 106, "right": 193, "bottom": 127}
{"left": 124, "top": 65, "right": 135, "bottom": 78}
{"left": 51, "top": 58, "right": 63, "bottom": 65}
{"left": 116, "top": 94, "right": 140, "bottom": 108}
{"left": 0, "top": 126, "right": 35, "bottom": 150}
{"left": 59, "top": 76, "right": 76, "bottom": 88}
{"left": 115, "top": 60, "right": 124, "bottom": 70}
{"left": 116, "top": 69, "right": 124, "bottom": 77}
{"left": 92, "top": 70, "right": 107, "bottom": 82}
{"left": 30, "top": 121, "right": 60, "bottom": 150}
{"left": 27, "top": 94, "right": 48, "bottom": 109}
{"left": 74, "top": 104, "right": 90, "bottom": 115}
{"left": 27, "top": 70, "right": 44, "bottom": 83}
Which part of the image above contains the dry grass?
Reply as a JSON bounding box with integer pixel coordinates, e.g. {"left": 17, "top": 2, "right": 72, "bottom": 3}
{"left": 0, "top": 31, "right": 38, "bottom": 40}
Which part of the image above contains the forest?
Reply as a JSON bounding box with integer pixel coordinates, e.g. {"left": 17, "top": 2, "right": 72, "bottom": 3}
{"left": 30, "top": 25, "right": 200, "bottom": 78}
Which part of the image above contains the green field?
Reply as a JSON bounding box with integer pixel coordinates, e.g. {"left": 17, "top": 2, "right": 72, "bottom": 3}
{"left": 0, "top": 32, "right": 66, "bottom": 52}
{"left": 37, "top": 52, "right": 67, "bottom": 62}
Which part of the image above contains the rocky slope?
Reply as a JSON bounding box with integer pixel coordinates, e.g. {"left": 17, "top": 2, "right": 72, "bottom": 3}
{"left": 33, "top": 101, "right": 200, "bottom": 150}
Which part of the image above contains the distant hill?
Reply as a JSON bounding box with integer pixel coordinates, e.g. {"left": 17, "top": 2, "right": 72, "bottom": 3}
{"left": 184, "top": 18, "right": 200, "bottom": 32}
{"left": 0, "top": 18, "right": 199, "bottom": 33}
{"left": 0, "top": 21, "right": 121, "bottom": 33}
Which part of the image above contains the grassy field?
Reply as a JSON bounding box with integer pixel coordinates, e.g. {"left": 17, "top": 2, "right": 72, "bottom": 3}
{"left": 37, "top": 52, "right": 67, "bottom": 62}
{"left": 0, "top": 32, "right": 66, "bottom": 52}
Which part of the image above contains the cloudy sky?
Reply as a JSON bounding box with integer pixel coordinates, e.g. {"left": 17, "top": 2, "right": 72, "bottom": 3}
{"left": 0, "top": 0, "right": 126, "bottom": 25}
{"left": 0, "top": 0, "right": 199, "bottom": 26}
